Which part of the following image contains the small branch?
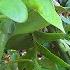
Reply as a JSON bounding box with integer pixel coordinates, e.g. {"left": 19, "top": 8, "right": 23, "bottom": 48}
{"left": 9, "top": 59, "right": 33, "bottom": 63}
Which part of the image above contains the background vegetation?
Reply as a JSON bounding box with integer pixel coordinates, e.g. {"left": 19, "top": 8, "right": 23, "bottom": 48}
{"left": 0, "top": 0, "right": 70, "bottom": 70}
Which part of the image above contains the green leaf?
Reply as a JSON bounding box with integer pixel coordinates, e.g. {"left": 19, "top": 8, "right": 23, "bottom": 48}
{"left": 36, "top": 42, "right": 70, "bottom": 68}
{"left": 0, "top": 18, "right": 15, "bottom": 34}
{"left": 38, "top": 57, "right": 58, "bottom": 70}
{"left": 18, "top": 61, "right": 34, "bottom": 70}
{"left": 0, "top": 18, "right": 14, "bottom": 61}
{"left": 34, "top": 31, "right": 65, "bottom": 45}
{"left": 18, "top": 48, "right": 35, "bottom": 70}
{"left": 26, "top": 0, "right": 65, "bottom": 33}
{"left": 0, "top": 62, "right": 18, "bottom": 70}
{"left": 13, "top": 10, "right": 49, "bottom": 35}
{"left": 33, "top": 59, "right": 43, "bottom": 70}
{"left": 0, "top": 32, "right": 8, "bottom": 60}
{"left": 6, "top": 34, "right": 34, "bottom": 50}
{"left": 56, "top": 64, "right": 66, "bottom": 70}
{"left": 21, "top": 48, "right": 36, "bottom": 60}
{"left": 0, "top": 0, "right": 28, "bottom": 22}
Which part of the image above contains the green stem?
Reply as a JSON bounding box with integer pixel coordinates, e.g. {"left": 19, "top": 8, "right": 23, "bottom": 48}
{"left": 9, "top": 59, "right": 32, "bottom": 63}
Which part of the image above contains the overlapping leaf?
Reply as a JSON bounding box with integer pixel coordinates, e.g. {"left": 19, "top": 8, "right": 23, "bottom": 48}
{"left": 0, "top": 33, "right": 8, "bottom": 60}
{"left": 14, "top": 10, "right": 49, "bottom": 35}
{"left": 6, "top": 34, "right": 34, "bottom": 50}
{"left": 36, "top": 42, "right": 70, "bottom": 68}
{"left": 34, "top": 31, "right": 65, "bottom": 45}
{"left": 26, "top": 0, "right": 65, "bottom": 33}
{"left": 0, "top": 0, "right": 28, "bottom": 22}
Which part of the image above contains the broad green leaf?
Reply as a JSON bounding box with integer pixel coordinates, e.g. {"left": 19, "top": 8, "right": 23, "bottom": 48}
{"left": 21, "top": 47, "right": 36, "bottom": 59}
{"left": 18, "top": 48, "right": 36, "bottom": 70}
{"left": 13, "top": 10, "right": 49, "bottom": 35}
{"left": 0, "top": 18, "right": 14, "bottom": 61}
{"left": 36, "top": 42, "right": 70, "bottom": 68}
{"left": 0, "top": 18, "right": 15, "bottom": 34}
{"left": 26, "top": 0, "right": 65, "bottom": 33}
{"left": 38, "top": 57, "right": 58, "bottom": 70}
{"left": 6, "top": 34, "right": 34, "bottom": 50}
{"left": 64, "top": 25, "right": 70, "bottom": 33}
{"left": 0, "top": 0, "right": 28, "bottom": 22}
{"left": 18, "top": 61, "right": 34, "bottom": 70}
{"left": 0, "top": 32, "right": 8, "bottom": 60}
{"left": 21, "top": 48, "right": 48, "bottom": 70}
{"left": 34, "top": 31, "right": 65, "bottom": 44}
{"left": 56, "top": 64, "right": 67, "bottom": 70}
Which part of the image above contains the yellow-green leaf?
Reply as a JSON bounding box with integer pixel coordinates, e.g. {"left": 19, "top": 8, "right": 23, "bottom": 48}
{"left": 27, "top": 0, "right": 65, "bottom": 33}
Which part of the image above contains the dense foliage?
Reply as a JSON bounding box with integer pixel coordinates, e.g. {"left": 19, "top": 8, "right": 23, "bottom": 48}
{"left": 0, "top": 0, "right": 70, "bottom": 70}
